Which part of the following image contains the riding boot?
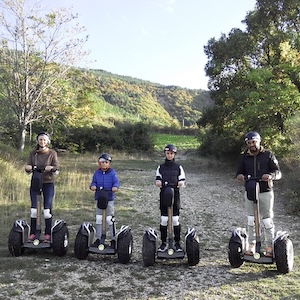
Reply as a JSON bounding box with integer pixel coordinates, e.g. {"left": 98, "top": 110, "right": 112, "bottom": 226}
{"left": 30, "top": 218, "right": 37, "bottom": 234}
{"left": 174, "top": 224, "right": 181, "bottom": 242}
{"left": 160, "top": 225, "right": 167, "bottom": 243}
{"left": 45, "top": 217, "right": 52, "bottom": 235}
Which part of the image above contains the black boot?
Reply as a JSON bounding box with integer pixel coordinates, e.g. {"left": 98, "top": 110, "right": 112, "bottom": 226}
{"left": 174, "top": 225, "right": 183, "bottom": 252}
{"left": 158, "top": 225, "right": 167, "bottom": 251}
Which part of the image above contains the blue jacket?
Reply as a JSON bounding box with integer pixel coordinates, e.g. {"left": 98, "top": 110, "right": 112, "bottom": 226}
{"left": 90, "top": 168, "right": 119, "bottom": 201}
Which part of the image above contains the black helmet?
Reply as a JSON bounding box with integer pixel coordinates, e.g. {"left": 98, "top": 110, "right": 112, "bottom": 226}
{"left": 36, "top": 132, "right": 51, "bottom": 144}
{"left": 244, "top": 131, "right": 261, "bottom": 143}
{"left": 99, "top": 153, "right": 112, "bottom": 162}
{"left": 164, "top": 144, "right": 177, "bottom": 153}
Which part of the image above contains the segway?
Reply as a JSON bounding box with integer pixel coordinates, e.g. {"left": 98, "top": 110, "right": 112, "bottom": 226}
{"left": 74, "top": 188, "right": 133, "bottom": 264}
{"left": 8, "top": 167, "right": 69, "bottom": 257}
{"left": 142, "top": 182, "right": 200, "bottom": 266}
{"left": 228, "top": 176, "right": 294, "bottom": 274}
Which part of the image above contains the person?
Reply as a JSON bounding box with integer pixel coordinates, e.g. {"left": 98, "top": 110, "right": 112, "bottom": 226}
{"left": 90, "top": 153, "right": 120, "bottom": 248}
{"left": 236, "top": 131, "right": 282, "bottom": 256}
{"left": 155, "top": 144, "right": 186, "bottom": 252}
{"left": 25, "top": 132, "right": 59, "bottom": 242}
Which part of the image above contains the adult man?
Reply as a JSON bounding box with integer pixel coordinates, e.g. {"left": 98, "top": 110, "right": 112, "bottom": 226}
{"left": 236, "top": 131, "right": 282, "bottom": 256}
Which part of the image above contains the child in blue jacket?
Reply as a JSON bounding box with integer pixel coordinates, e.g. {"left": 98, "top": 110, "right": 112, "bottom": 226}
{"left": 90, "top": 153, "right": 120, "bottom": 248}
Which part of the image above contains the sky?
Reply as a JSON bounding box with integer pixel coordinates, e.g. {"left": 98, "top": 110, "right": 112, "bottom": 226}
{"left": 47, "top": 0, "right": 257, "bottom": 90}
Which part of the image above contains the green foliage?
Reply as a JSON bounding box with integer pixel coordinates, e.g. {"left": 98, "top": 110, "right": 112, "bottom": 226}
{"left": 199, "top": 0, "right": 300, "bottom": 159}
{"left": 55, "top": 122, "right": 155, "bottom": 153}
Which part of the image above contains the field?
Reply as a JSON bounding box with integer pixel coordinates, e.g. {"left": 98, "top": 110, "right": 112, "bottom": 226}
{"left": 0, "top": 139, "right": 299, "bottom": 299}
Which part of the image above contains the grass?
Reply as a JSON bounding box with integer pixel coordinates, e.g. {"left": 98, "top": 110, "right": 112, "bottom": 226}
{"left": 0, "top": 138, "right": 299, "bottom": 299}
{"left": 152, "top": 133, "right": 199, "bottom": 151}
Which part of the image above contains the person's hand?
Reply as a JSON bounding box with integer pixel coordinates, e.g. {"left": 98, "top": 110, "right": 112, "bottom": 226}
{"left": 25, "top": 165, "right": 32, "bottom": 173}
{"left": 155, "top": 180, "right": 162, "bottom": 188}
{"left": 236, "top": 174, "right": 245, "bottom": 182}
{"left": 90, "top": 186, "right": 96, "bottom": 191}
{"left": 177, "top": 181, "right": 184, "bottom": 188}
{"left": 262, "top": 174, "right": 272, "bottom": 181}
{"left": 112, "top": 187, "right": 118, "bottom": 192}
{"left": 45, "top": 166, "right": 53, "bottom": 172}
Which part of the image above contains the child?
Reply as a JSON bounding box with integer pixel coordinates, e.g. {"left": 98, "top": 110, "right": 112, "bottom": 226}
{"left": 25, "top": 132, "right": 59, "bottom": 242}
{"left": 155, "top": 144, "right": 185, "bottom": 252}
{"left": 90, "top": 153, "right": 119, "bottom": 248}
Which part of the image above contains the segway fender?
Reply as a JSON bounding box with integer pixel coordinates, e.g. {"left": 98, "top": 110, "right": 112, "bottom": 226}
{"left": 51, "top": 219, "right": 67, "bottom": 233}
{"left": 12, "top": 220, "right": 29, "bottom": 233}
{"left": 185, "top": 227, "right": 198, "bottom": 242}
{"left": 78, "top": 222, "right": 95, "bottom": 236}
{"left": 274, "top": 230, "right": 289, "bottom": 243}
{"left": 144, "top": 227, "right": 158, "bottom": 242}
{"left": 231, "top": 227, "right": 247, "bottom": 244}
{"left": 12, "top": 220, "right": 30, "bottom": 244}
{"left": 117, "top": 225, "right": 131, "bottom": 239}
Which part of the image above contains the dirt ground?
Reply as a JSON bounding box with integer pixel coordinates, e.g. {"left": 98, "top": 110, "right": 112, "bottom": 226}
{"left": 1, "top": 154, "right": 299, "bottom": 299}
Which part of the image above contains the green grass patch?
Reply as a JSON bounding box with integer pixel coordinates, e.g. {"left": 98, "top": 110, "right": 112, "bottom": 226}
{"left": 152, "top": 133, "right": 199, "bottom": 151}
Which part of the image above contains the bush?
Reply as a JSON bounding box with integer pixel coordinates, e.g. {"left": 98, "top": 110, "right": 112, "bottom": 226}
{"left": 55, "top": 122, "right": 154, "bottom": 153}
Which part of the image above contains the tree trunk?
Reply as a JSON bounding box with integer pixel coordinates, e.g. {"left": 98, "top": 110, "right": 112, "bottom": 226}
{"left": 17, "top": 124, "right": 26, "bottom": 151}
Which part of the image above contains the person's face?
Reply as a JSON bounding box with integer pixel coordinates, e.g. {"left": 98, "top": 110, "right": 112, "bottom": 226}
{"left": 38, "top": 136, "right": 49, "bottom": 148}
{"left": 246, "top": 139, "right": 260, "bottom": 153}
{"left": 98, "top": 160, "right": 110, "bottom": 171}
{"left": 165, "top": 150, "right": 175, "bottom": 160}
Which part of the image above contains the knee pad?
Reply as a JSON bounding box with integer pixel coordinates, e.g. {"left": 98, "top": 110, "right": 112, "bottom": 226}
{"left": 43, "top": 209, "right": 52, "bottom": 219}
{"left": 172, "top": 216, "right": 179, "bottom": 226}
{"left": 30, "top": 208, "right": 37, "bottom": 218}
{"left": 96, "top": 214, "right": 102, "bottom": 224}
{"left": 106, "top": 215, "right": 113, "bottom": 226}
{"left": 160, "top": 216, "right": 168, "bottom": 226}
{"left": 262, "top": 218, "right": 273, "bottom": 229}
{"left": 247, "top": 215, "right": 255, "bottom": 226}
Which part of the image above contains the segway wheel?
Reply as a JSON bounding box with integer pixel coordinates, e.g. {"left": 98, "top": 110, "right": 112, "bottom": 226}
{"left": 74, "top": 230, "right": 89, "bottom": 260}
{"left": 186, "top": 238, "right": 200, "bottom": 266}
{"left": 8, "top": 228, "right": 23, "bottom": 257}
{"left": 142, "top": 233, "right": 156, "bottom": 267}
{"left": 52, "top": 224, "right": 69, "bottom": 257}
{"left": 274, "top": 237, "right": 294, "bottom": 274}
{"left": 228, "top": 239, "right": 244, "bottom": 268}
{"left": 117, "top": 231, "right": 133, "bottom": 264}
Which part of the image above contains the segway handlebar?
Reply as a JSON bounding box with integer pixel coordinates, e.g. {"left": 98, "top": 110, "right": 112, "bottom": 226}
{"left": 162, "top": 181, "right": 178, "bottom": 188}
{"left": 244, "top": 176, "right": 261, "bottom": 182}
{"left": 32, "top": 166, "right": 58, "bottom": 173}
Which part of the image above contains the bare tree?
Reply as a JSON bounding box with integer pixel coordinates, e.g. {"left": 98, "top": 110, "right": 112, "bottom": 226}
{"left": 0, "top": 0, "right": 89, "bottom": 150}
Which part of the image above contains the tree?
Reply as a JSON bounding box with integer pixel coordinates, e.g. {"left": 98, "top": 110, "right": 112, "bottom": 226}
{"left": 199, "top": 0, "right": 300, "bottom": 156}
{"left": 0, "top": 0, "right": 89, "bottom": 150}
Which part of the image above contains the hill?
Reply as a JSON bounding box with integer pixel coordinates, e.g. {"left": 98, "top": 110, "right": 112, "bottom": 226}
{"left": 90, "top": 69, "right": 213, "bottom": 128}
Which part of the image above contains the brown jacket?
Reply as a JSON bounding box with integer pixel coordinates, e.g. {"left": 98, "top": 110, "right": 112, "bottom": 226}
{"left": 26, "top": 148, "right": 59, "bottom": 183}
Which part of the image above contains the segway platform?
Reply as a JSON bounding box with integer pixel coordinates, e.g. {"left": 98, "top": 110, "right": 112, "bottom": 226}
{"left": 24, "top": 240, "right": 51, "bottom": 249}
{"left": 89, "top": 244, "right": 116, "bottom": 255}
{"left": 157, "top": 248, "right": 185, "bottom": 259}
{"left": 243, "top": 253, "right": 274, "bottom": 264}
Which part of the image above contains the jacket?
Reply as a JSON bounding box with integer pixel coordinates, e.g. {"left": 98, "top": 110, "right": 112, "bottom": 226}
{"left": 26, "top": 148, "right": 59, "bottom": 184}
{"left": 90, "top": 168, "right": 119, "bottom": 201}
{"left": 236, "top": 147, "right": 281, "bottom": 193}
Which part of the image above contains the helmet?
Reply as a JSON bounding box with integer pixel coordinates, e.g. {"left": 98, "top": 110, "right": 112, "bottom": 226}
{"left": 244, "top": 131, "right": 261, "bottom": 143}
{"left": 36, "top": 132, "right": 51, "bottom": 144}
{"left": 164, "top": 144, "right": 177, "bottom": 153}
{"left": 99, "top": 153, "right": 112, "bottom": 162}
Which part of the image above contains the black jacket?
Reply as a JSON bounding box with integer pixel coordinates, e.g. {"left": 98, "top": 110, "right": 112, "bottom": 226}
{"left": 236, "top": 147, "right": 281, "bottom": 193}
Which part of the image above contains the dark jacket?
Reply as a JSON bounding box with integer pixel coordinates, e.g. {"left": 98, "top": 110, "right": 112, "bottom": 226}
{"left": 90, "top": 168, "right": 119, "bottom": 201}
{"left": 236, "top": 147, "right": 281, "bottom": 193}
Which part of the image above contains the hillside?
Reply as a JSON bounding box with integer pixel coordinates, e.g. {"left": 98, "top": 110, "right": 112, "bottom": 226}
{"left": 91, "top": 69, "right": 213, "bottom": 127}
